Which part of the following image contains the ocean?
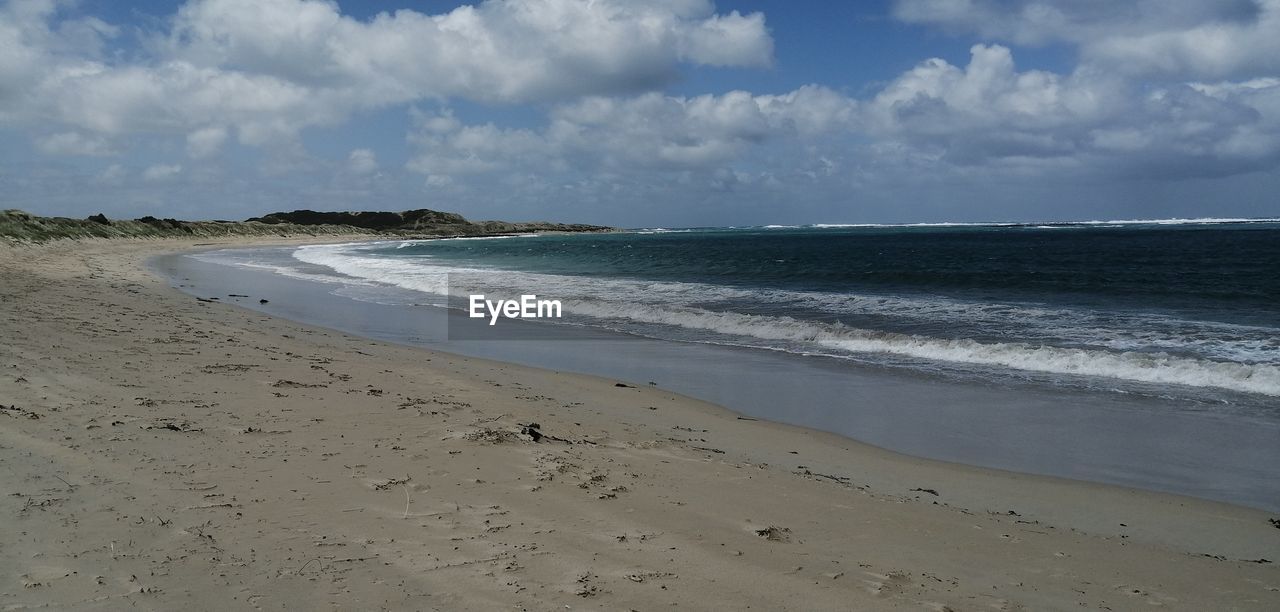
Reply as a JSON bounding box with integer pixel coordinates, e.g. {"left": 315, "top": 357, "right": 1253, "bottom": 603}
{"left": 294, "top": 221, "right": 1280, "bottom": 403}
{"left": 170, "top": 219, "right": 1280, "bottom": 509}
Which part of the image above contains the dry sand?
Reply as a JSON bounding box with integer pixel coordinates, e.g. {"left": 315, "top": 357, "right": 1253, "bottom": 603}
{"left": 1, "top": 238, "right": 1278, "bottom": 611}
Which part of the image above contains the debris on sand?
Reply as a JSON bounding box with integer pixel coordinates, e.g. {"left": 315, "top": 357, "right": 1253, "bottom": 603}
{"left": 519, "top": 422, "right": 580, "bottom": 444}
{"left": 521, "top": 422, "right": 544, "bottom": 442}
{"left": 910, "top": 487, "right": 940, "bottom": 496}
{"left": 142, "top": 418, "right": 202, "bottom": 432}
{"left": 795, "top": 468, "right": 852, "bottom": 485}
{"left": 271, "top": 379, "right": 326, "bottom": 388}
{"left": 755, "top": 525, "right": 791, "bottom": 542}
{"left": 462, "top": 422, "right": 582, "bottom": 445}
{"left": 241, "top": 426, "right": 290, "bottom": 435}
{"left": 373, "top": 476, "right": 411, "bottom": 491}
{"left": 626, "top": 570, "right": 677, "bottom": 583}
{"left": 573, "top": 573, "right": 600, "bottom": 597}
{"left": 1, "top": 404, "right": 40, "bottom": 420}
{"left": 463, "top": 427, "right": 523, "bottom": 444}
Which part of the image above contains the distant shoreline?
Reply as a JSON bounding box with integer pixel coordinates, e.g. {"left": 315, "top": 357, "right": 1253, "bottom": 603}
{"left": 0, "top": 207, "right": 615, "bottom": 243}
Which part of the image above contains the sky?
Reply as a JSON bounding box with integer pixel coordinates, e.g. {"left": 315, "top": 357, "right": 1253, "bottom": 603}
{"left": 2, "top": 0, "right": 1279, "bottom": 226}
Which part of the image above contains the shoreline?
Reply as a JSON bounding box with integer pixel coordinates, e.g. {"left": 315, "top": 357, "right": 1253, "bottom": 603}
{"left": 2, "top": 237, "right": 1278, "bottom": 610}
{"left": 168, "top": 239, "right": 1280, "bottom": 513}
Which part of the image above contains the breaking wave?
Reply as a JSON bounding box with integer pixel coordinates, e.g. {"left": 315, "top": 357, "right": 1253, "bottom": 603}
{"left": 292, "top": 243, "right": 1280, "bottom": 397}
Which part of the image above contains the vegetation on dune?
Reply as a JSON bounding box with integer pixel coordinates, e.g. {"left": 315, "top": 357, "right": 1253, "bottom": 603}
{"left": 0, "top": 209, "right": 372, "bottom": 242}
{"left": 248, "top": 209, "right": 611, "bottom": 235}
{"left": 0, "top": 208, "right": 613, "bottom": 243}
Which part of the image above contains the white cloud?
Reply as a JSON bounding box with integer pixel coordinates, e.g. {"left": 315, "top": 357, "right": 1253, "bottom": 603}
{"left": 186, "top": 126, "right": 228, "bottom": 158}
{"left": 35, "top": 131, "right": 115, "bottom": 156}
{"left": 863, "top": 45, "right": 1113, "bottom": 147}
{"left": 892, "top": 0, "right": 1262, "bottom": 44}
{"left": 402, "top": 42, "right": 1280, "bottom": 187}
{"left": 857, "top": 44, "right": 1280, "bottom": 176}
{"left": 142, "top": 163, "right": 182, "bottom": 181}
{"left": 424, "top": 174, "right": 453, "bottom": 187}
{"left": 1, "top": 0, "right": 772, "bottom": 148}
{"left": 892, "top": 0, "right": 1280, "bottom": 79}
{"left": 406, "top": 85, "right": 856, "bottom": 182}
{"left": 347, "top": 148, "right": 377, "bottom": 174}
{"left": 673, "top": 9, "right": 773, "bottom": 67}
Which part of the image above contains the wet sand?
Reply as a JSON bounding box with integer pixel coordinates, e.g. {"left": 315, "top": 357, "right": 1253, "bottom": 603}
{"left": 2, "top": 238, "right": 1278, "bottom": 610}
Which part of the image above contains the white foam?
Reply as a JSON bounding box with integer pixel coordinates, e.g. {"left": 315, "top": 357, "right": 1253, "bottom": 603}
{"left": 191, "top": 249, "right": 378, "bottom": 287}
{"left": 632, "top": 228, "right": 699, "bottom": 234}
{"left": 563, "top": 300, "right": 1280, "bottom": 397}
{"left": 1082, "top": 217, "right": 1280, "bottom": 225}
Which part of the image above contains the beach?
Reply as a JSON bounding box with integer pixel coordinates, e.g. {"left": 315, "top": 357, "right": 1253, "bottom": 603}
{"left": 2, "top": 238, "right": 1278, "bottom": 611}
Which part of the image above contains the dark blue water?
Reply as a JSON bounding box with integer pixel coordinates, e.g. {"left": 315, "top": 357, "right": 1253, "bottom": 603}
{"left": 280, "top": 222, "right": 1280, "bottom": 404}
{"left": 389, "top": 224, "right": 1280, "bottom": 323}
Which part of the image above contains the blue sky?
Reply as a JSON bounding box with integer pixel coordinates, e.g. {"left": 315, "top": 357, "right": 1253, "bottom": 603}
{"left": 2, "top": 0, "right": 1279, "bottom": 226}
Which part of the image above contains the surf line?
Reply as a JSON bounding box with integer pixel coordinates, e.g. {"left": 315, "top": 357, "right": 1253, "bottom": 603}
{"left": 469, "top": 294, "right": 563, "bottom": 326}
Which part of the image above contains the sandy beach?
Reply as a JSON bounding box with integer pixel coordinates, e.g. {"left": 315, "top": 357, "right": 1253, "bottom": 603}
{"left": 1, "top": 238, "right": 1278, "bottom": 611}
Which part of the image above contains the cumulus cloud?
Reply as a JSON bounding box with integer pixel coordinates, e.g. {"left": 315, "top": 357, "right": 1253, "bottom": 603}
{"left": 862, "top": 44, "right": 1112, "bottom": 165}
{"left": 552, "top": 86, "right": 856, "bottom": 168}
{"left": 403, "top": 43, "right": 1280, "bottom": 185}
{"left": 165, "top": 0, "right": 772, "bottom": 96}
{"left": 186, "top": 126, "right": 228, "bottom": 158}
{"left": 35, "top": 131, "right": 115, "bottom": 156}
{"left": 861, "top": 44, "right": 1280, "bottom": 176}
{"left": 892, "top": 0, "right": 1280, "bottom": 79}
{"left": 407, "top": 85, "right": 856, "bottom": 180}
{"left": 2, "top": 0, "right": 772, "bottom": 147}
{"left": 347, "top": 148, "right": 377, "bottom": 174}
